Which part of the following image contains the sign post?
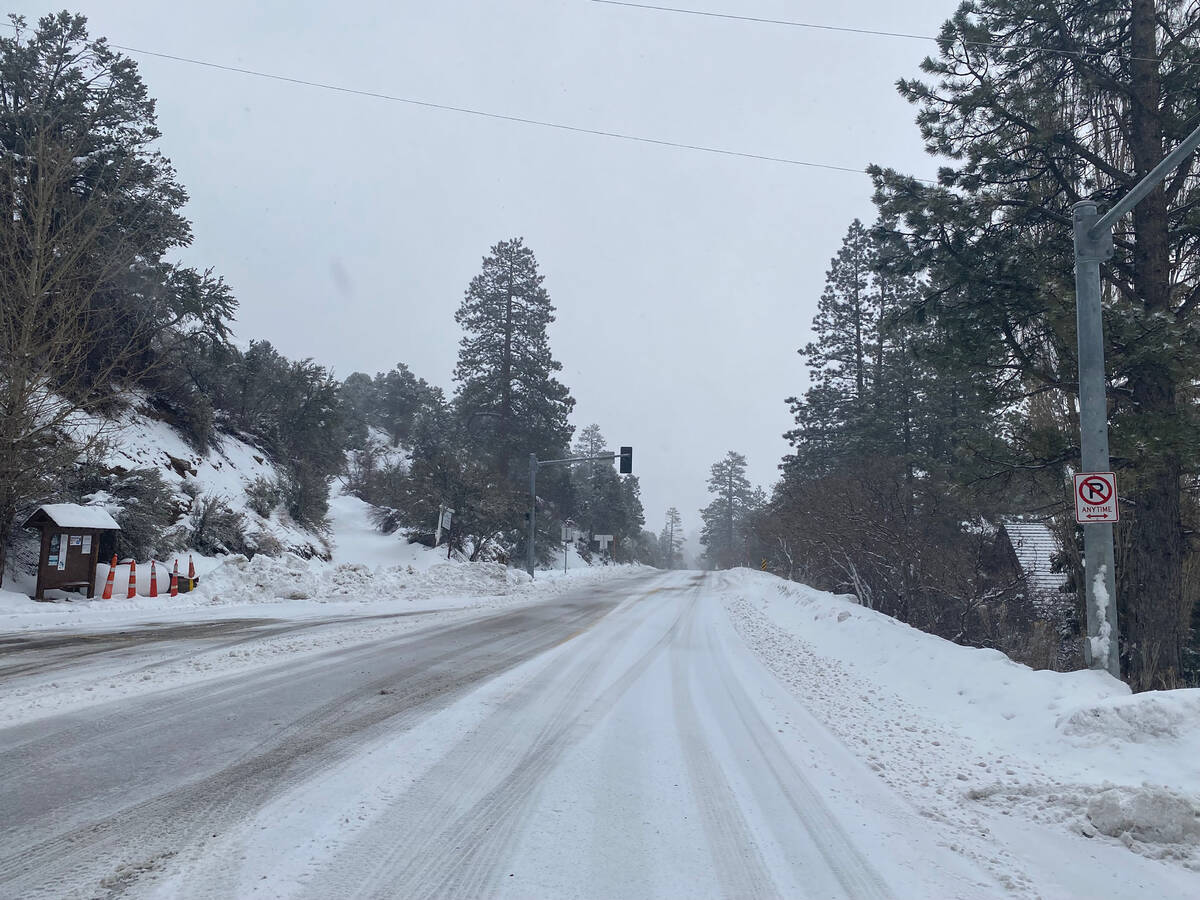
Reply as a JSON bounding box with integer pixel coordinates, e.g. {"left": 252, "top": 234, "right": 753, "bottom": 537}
{"left": 434, "top": 505, "right": 454, "bottom": 547}
{"left": 561, "top": 523, "right": 579, "bottom": 573}
{"left": 1068, "top": 119, "right": 1200, "bottom": 677}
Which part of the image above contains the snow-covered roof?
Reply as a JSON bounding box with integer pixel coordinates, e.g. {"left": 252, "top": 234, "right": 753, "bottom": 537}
{"left": 1002, "top": 521, "right": 1063, "bottom": 594}
{"left": 23, "top": 503, "right": 120, "bottom": 530}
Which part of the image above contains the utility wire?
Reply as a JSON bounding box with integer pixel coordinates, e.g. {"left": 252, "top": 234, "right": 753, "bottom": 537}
{"left": 0, "top": 20, "right": 932, "bottom": 182}
{"left": 590, "top": 0, "right": 1179, "bottom": 66}
{"left": 592, "top": 0, "right": 936, "bottom": 44}
{"left": 128, "top": 45, "right": 869, "bottom": 172}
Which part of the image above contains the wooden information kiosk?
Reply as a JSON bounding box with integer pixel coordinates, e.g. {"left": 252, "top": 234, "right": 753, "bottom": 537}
{"left": 22, "top": 504, "right": 120, "bottom": 600}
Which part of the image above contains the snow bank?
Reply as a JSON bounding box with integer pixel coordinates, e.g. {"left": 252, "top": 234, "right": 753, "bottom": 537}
{"left": 1059, "top": 688, "right": 1200, "bottom": 744}
{"left": 718, "top": 568, "right": 1200, "bottom": 874}
{"left": 198, "top": 553, "right": 529, "bottom": 606}
{"left": 1087, "top": 786, "right": 1200, "bottom": 844}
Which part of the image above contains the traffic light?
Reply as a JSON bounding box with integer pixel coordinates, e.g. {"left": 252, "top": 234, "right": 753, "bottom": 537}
{"left": 619, "top": 446, "right": 633, "bottom": 474}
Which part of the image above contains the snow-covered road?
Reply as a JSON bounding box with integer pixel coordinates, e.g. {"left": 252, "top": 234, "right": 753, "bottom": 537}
{"left": 2, "top": 570, "right": 1195, "bottom": 898}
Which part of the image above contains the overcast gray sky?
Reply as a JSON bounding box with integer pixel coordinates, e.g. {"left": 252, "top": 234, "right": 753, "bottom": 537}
{"left": 13, "top": 0, "right": 954, "bottom": 539}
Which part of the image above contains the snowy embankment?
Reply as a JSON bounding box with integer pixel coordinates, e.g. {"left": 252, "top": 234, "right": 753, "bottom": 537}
{"left": 1, "top": 492, "right": 620, "bottom": 629}
{"left": 719, "top": 569, "right": 1200, "bottom": 879}
{"left": 0, "top": 489, "right": 638, "bottom": 727}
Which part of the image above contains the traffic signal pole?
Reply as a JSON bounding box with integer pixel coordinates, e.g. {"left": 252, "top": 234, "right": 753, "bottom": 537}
{"left": 1071, "top": 119, "right": 1200, "bottom": 678}
{"left": 526, "top": 447, "right": 632, "bottom": 578}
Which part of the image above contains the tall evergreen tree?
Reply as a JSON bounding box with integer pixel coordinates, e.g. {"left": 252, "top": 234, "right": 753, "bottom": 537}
{"left": 573, "top": 423, "right": 607, "bottom": 459}
{"left": 700, "top": 451, "right": 756, "bottom": 569}
{"left": 870, "top": 0, "right": 1200, "bottom": 690}
{"left": 571, "top": 423, "right": 611, "bottom": 538}
{"left": 660, "top": 507, "right": 684, "bottom": 569}
{"left": 453, "top": 238, "right": 575, "bottom": 473}
{"left": 787, "top": 220, "right": 880, "bottom": 469}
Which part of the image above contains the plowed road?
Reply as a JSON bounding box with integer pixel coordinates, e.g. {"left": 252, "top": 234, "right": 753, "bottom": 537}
{"left": 0, "top": 571, "right": 997, "bottom": 898}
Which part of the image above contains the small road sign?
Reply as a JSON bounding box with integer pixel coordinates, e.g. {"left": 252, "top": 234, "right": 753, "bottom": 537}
{"left": 594, "top": 534, "right": 614, "bottom": 551}
{"left": 1074, "top": 472, "right": 1118, "bottom": 523}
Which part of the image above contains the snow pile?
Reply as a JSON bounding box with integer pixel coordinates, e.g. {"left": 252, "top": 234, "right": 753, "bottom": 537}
{"left": 1087, "top": 786, "right": 1200, "bottom": 844}
{"left": 197, "top": 553, "right": 530, "bottom": 606}
{"left": 718, "top": 568, "right": 1200, "bottom": 876}
{"left": 1059, "top": 685, "right": 1200, "bottom": 744}
{"left": 0, "top": 588, "right": 33, "bottom": 615}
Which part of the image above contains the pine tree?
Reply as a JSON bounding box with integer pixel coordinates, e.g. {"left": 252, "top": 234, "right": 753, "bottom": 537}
{"left": 573, "top": 423, "right": 606, "bottom": 459}
{"left": 786, "top": 219, "right": 969, "bottom": 479}
{"left": 453, "top": 238, "right": 575, "bottom": 473}
{"left": 660, "top": 507, "right": 684, "bottom": 569}
{"left": 785, "top": 221, "right": 877, "bottom": 469}
{"left": 871, "top": 0, "right": 1200, "bottom": 690}
{"left": 700, "top": 451, "right": 756, "bottom": 569}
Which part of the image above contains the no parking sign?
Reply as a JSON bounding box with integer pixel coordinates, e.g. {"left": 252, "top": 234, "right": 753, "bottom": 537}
{"left": 1073, "top": 472, "right": 1118, "bottom": 523}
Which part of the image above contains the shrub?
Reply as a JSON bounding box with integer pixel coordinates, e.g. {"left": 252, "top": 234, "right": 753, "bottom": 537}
{"left": 105, "top": 469, "right": 181, "bottom": 561}
{"left": 188, "top": 496, "right": 248, "bottom": 556}
{"left": 246, "top": 530, "right": 284, "bottom": 557}
{"left": 282, "top": 463, "right": 330, "bottom": 530}
{"left": 245, "top": 476, "right": 283, "bottom": 518}
{"left": 65, "top": 459, "right": 180, "bottom": 560}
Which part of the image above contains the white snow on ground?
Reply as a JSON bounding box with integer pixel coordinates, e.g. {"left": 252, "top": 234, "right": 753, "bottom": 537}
{"left": 0, "top": 483, "right": 617, "bottom": 626}
{"left": 0, "top": 484, "right": 638, "bottom": 728}
{"left": 325, "top": 491, "right": 440, "bottom": 570}
{"left": 139, "top": 572, "right": 1001, "bottom": 900}
{"left": 717, "top": 568, "right": 1200, "bottom": 897}
{"left": 0, "top": 564, "right": 638, "bottom": 730}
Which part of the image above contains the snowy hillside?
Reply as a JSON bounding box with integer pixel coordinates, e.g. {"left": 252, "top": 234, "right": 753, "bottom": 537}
{"left": 94, "top": 404, "right": 331, "bottom": 559}
{"left": 3, "top": 404, "right": 447, "bottom": 601}
{"left": 0, "top": 404, "right": 626, "bottom": 617}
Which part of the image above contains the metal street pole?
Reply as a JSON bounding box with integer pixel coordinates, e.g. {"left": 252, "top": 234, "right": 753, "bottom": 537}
{"left": 1071, "top": 118, "right": 1200, "bottom": 678}
{"left": 1072, "top": 199, "right": 1119, "bottom": 678}
{"left": 527, "top": 453, "right": 538, "bottom": 578}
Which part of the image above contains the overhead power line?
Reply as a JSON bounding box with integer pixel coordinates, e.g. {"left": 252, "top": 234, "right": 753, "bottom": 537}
{"left": 589, "top": 0, "right": 1177, "bottom": 66}
{"left": 592, "top": 0, "right": 935, "bottom": 43}
{"left": 0, "top": 21, "right": 933, "bottom": 182}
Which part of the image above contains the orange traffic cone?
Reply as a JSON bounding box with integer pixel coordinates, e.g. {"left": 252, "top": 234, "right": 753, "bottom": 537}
{"left": 126, "top": 560, "right": 137, "bottom": 599}
{"left": 169, "top": 571, "right": 179, "bottom": 597}
{"left": 100, "top": 555, "right": 117, "bottom": 600}
{"left": 149, "top": 561, "right": 158, "bottom": 598}
{"left": 187, "top": 555, "right": 197, "bottom": 590}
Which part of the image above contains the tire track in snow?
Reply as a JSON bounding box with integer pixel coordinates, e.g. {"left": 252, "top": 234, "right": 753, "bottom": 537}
{"left": 670, "top": 590, "right": 779, "bottom": 900}
{"left": 299, "top": 579, "right": 693, "bottom": 900}
{"left": 701, "top": 578, "right": 894, "bottom": 900}
{"left": 0, "top": 599, "right": 617, "bottom": 899}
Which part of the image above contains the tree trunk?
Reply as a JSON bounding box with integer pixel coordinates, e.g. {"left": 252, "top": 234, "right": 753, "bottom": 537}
{"left": 1120, "top": 0, "right": 1185, "bottom": 690}
{"left": 0, "top": 515, "right": 11, "bottom": 590}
